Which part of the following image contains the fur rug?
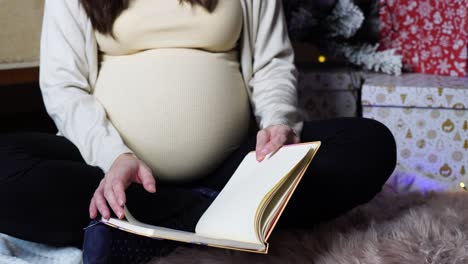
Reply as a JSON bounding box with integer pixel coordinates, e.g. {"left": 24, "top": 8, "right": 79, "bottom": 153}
{"left": 150, "top": 189, "right": 468, "bottom": 264}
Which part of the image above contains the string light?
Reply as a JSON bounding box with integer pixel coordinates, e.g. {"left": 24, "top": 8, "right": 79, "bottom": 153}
{"left": 460, "top": 182, "right": 466, "bottom": 191}
{"left": 318, "top": 55, "right": 327, "bottom": 63}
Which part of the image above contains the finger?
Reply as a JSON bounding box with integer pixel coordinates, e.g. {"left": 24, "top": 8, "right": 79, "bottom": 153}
{"left": 272, "top": 133, "right": 288, "bottom": 147}
{"left": 264, "top": 134, "right": 286, "bottom": 158}
{"left": 256, "top": 129, "right": 269, "bottom": 161}
{"left": 94, "top": 188, "right": 111, "bottom": 220}
{"left": 113, "top": 181, "right": 127, "bottom": 207}
{"left": 104, "top": 180, "right": 124, "bottom": 219}
{"left": 257, "top": 141, "right": 275, "bottom": 162}
{"left": 292, "top": 134, "right": 301, "bottom": 144}
{"left": 260, "top": 132, "right": 286, "bottom": 159}
{"left": 93, "top": 179, "right": 109, "bottom": 219}
{"left": 138, "top": 164, "right": 156, "bottom": 193}
{"left": 89, "top": 197, "right": 97, "bottom": 219}
{"left": 285, "top": 127, "right": 300, "bottom": 144}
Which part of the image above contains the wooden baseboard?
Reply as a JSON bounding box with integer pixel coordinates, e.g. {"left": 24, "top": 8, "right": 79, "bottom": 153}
{"left": 0, "top": 67, "right": 39, "bottom": 86}
{"left": 0, "top": 67, "right": 43, "bottom": 114}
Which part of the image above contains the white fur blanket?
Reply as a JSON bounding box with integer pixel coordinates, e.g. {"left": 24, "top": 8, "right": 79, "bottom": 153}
{"left": 0, "top": 234, "right": 81, "bottom": 264}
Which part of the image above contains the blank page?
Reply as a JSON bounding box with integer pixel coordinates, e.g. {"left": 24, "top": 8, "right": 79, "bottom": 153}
{"left": 195, "top": 143, "right": 315, "bottom": 244}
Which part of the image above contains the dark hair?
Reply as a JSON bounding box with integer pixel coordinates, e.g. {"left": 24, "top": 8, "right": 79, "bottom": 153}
{"left": 80, "top": 0, "right": 219, "bottom": 37}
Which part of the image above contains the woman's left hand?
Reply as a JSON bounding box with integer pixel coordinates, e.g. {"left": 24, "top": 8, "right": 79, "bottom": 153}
{"left": 256, "top": 124, "right": 300, "bottom": 162}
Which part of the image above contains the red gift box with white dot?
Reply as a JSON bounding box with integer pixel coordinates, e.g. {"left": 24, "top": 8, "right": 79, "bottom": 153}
{"left": 379, "top": 0, "right": 467, "bottom": 77}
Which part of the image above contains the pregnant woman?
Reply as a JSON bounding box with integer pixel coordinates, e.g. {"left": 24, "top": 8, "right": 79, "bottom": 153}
{"left": 0, "top": 0, "right": 396, "bottom": 261}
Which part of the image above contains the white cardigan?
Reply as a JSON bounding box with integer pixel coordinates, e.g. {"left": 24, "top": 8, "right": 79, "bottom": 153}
{"left": 39, "top": 0, "right": 304, "bottom": 173}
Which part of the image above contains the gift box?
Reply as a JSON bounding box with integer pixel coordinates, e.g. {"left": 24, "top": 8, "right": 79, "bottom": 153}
{"left": 362, "top": 73, "right": 467, "bottom": 192}
{"left": 297, "top": 65, "right": 363, "bottom": 120}
{"left": 379, "top": 0, "right": 468, "bottom": 77}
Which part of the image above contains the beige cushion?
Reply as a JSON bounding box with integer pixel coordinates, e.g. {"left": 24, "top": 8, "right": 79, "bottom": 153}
{"left": 0, "top": 0, "right": 44, "bottom": 69}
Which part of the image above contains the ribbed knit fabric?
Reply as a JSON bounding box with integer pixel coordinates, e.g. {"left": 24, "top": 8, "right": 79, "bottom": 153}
{"left": 92, "top": 0, "right": 250, "bottom": 181}
{"left": 94, "top": 0, "right": 243, "bottom": 55}
{"left": 39, "top": 0, "right": 304, "bottom": 174}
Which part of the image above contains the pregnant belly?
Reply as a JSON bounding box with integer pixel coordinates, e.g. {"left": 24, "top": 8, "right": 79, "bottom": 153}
{"left": 93, "top": 48, "right": 251, "bottom": 181}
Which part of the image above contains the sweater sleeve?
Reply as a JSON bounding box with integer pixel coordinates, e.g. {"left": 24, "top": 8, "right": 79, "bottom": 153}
{"left": 39, "top": 0, "right": 134, "bottom": 173}
{"left": 248, "top": 0, "right": 304, "bottom": 138}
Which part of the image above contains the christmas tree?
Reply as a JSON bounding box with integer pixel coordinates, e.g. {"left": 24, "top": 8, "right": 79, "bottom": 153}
{"left": 284, "top": 0, "right": 403, "bottom": 75}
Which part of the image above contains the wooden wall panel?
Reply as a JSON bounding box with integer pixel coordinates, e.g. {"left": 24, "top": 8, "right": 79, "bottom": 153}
{"left": 0, "top": 67, "right": 39, "bottom": 86}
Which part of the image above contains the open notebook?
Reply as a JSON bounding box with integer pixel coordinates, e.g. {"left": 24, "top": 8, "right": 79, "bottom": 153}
{"left": 102, "top": 141, "right": 321, "bottom": 254}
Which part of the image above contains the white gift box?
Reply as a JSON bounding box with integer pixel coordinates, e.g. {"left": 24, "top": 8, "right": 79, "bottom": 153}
{"left": 297, "top": 65, "right": 362, "bottom": 120}
{"left": 362, "top": 73, "right": 467, "bottom": 192}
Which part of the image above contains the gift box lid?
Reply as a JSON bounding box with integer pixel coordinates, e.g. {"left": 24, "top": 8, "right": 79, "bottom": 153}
{"left": 362, "top": 73, "right": 468, "bottom": 110}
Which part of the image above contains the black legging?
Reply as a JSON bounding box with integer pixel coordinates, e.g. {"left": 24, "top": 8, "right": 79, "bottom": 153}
{"left": 0, "top": 117, "right": 396, "bottom": 248}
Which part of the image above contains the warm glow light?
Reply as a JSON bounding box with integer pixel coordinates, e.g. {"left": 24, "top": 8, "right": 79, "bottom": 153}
{"left": 318, "top": 55, "right": 327, "bottom": 63}
{"left": 460, "top": 182, "right": 465, "bottom": 188}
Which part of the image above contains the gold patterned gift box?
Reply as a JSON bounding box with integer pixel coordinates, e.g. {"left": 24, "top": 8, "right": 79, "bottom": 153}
{"left": 362, "top": 73, "right": 467, "bottom": 192}
{"left": 297, "top": 65, "right": 363, "bottom": 120}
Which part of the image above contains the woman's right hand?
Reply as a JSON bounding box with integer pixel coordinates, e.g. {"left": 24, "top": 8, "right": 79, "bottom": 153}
{"left": 89, "top": 153, "right": 156, "bottom": 220}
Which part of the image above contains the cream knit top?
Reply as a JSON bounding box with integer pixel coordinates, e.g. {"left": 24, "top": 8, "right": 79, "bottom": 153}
{"left": 40, "top": 0, "right": 304, "bottom": 175}
{"left": 92, "top": 0, "right": 251, "bottom": 181}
